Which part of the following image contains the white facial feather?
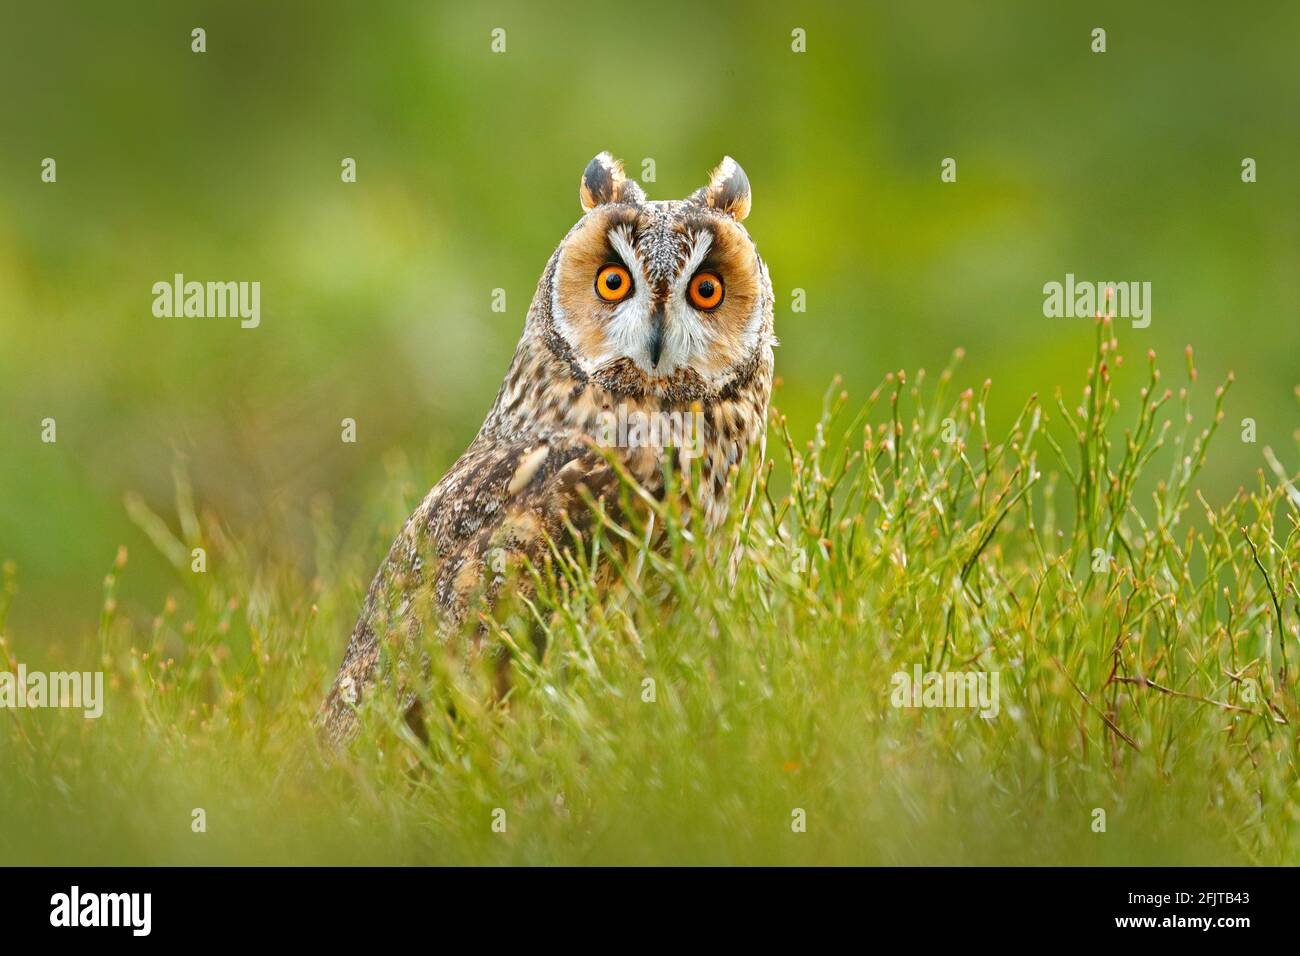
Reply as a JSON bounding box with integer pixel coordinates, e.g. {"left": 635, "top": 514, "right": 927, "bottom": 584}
{"left": 735, "top": 256, "right": 768, "bottom": 355}
{"left": 662, "top": 231, "right": 717, "bottom": 376}
{"left": 599, "top": 226, "right": 657, "bottom": 372}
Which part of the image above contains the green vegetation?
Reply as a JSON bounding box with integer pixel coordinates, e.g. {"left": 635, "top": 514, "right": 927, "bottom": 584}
{"left": 4, "top": 1, "right": 1299, "bottom": 645}
{"left": 3, "top": 322, "right": 1296, "bottom": 865}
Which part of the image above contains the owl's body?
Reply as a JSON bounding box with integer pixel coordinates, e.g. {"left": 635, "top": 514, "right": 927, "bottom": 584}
{"left": 318, "top": 154, "right": 774, "bottom": 744}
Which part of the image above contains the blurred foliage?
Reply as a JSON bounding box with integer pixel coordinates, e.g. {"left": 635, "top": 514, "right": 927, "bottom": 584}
{"left": 1, "top": 0, "right": 1297, "bottom": 656}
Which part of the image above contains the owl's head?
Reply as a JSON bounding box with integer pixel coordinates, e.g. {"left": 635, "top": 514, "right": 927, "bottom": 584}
{"left": 536, "top": 152, "right": 773, "bottom": 405}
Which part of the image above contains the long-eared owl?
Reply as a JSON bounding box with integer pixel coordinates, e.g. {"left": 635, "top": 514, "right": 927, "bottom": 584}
{"left": 319, "top": 153, "right": 775, "bottom": 744}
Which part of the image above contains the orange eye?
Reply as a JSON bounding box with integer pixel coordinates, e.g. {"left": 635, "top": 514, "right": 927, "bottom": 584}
{"left": 688, "top": 272, "right": 724, "bottom": 311}
{"left": 595, "top": 264, "right": 633, "bottom": 302}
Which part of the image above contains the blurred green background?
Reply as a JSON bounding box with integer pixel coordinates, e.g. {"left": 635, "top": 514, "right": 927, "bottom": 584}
{"left": 1, "top": 0, "right": 1297, "bottom": 647}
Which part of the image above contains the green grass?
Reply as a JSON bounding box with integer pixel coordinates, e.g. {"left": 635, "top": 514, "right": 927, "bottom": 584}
{"left": 2, "top": 318, "right": 1297, "bottom": 866}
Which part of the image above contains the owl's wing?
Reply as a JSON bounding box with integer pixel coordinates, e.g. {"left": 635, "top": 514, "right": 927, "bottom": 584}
{"left": 316, "top": 436, "right": 631, "bottom": 744}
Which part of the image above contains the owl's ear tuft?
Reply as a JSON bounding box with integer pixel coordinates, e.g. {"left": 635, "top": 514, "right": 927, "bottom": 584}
{"left": 692, "top": 156, "right": 751, "bottom": 221}
{"left": 580, "top": 152, "right": 645, "bottom": 211}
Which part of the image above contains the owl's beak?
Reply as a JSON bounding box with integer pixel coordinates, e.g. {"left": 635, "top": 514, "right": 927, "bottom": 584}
{"left": 647, "top": 307, "right": 665, "bottom": 368}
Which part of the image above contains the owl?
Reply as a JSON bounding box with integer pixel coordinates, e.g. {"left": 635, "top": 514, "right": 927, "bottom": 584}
{"left": 318, "top": 153, "right": 775, "bottom": 744}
